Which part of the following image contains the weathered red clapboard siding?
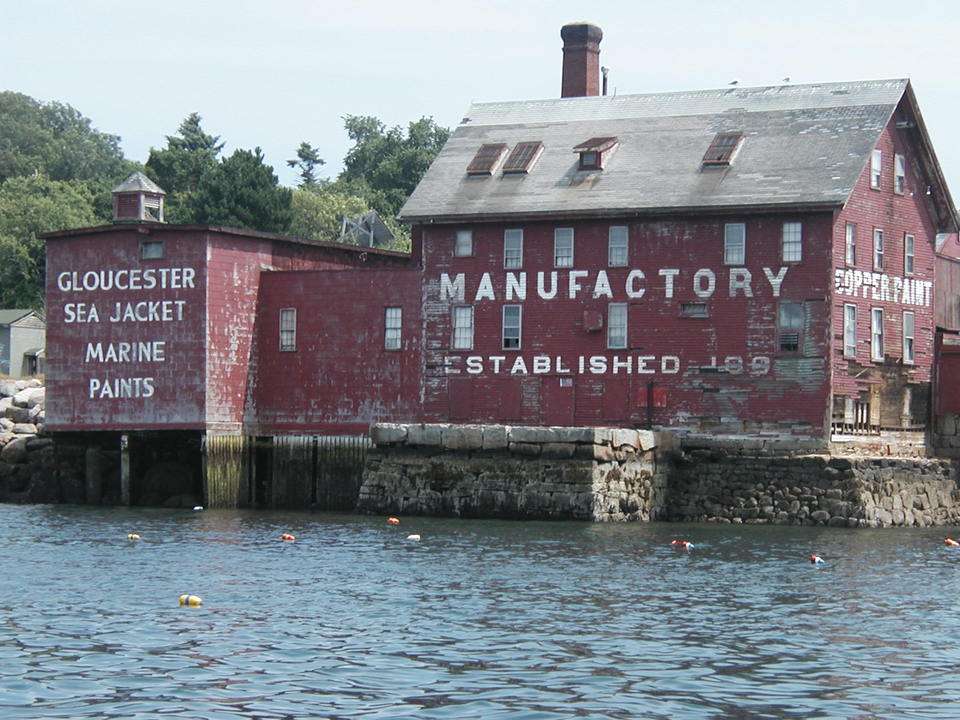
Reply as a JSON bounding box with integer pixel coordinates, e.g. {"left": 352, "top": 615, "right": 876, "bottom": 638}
{"left": 418, "top": 211, "right": 834, "bottom": 434}
{"left": 249, "top": 269, "right": 423, "bottom": 434}
{"left": 45, "top": 227, "right": 208, "bottom": 431}
{"left": 832, "top": 117, "right": 938, "bottom": 406}
{"left": 45, "top": 225, "right": 412, "bottom": 433}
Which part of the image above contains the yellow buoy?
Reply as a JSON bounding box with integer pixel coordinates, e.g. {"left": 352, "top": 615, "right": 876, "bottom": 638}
{"left": 179, "top": 594, "right": 203, "bottom": 607}
{"left": 127, "top": 533, "right": 140, "bottom": 540}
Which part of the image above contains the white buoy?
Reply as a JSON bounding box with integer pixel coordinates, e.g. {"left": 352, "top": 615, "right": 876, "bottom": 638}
{"left": 193, "top": 506, "right": 203, "bottom": 511}
{"left": 407, "top": 534, "right": 421, "bottom": 541}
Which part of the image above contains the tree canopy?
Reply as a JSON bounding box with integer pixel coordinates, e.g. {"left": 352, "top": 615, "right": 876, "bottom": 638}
{"left": 0, "top": 91, "right": 133, "bottom": 186}
{"left": 0, "top": 93, "right": 449, "bottom": 308}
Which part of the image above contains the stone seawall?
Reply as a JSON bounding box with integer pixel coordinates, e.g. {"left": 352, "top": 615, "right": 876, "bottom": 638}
{"left": 358, "top": 424, "right": 675, "bottom": 521}
{"left": 660, "top": 451, "right": 959, "bottom": 527}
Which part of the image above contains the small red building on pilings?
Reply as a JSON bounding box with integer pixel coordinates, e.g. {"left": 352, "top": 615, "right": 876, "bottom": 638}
{"left": 40, "top": 24, "right": 959, "bottom": 506}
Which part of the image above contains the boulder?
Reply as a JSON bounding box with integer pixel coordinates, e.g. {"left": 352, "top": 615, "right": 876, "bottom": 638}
{"left": 0, "top": 436, "right": 29, "bottom": 463}
{"left": 2, "top": 405, "right": 30, "bottom": 423}
{"left": 12, "top": 423, "right": 37, "bottom": 435}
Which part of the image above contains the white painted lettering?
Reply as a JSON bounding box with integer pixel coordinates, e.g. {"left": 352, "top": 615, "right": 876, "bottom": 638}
{"left": 568, "top": 270, "right": 589, "bottom": 299}
{"left": 592, "top": 270, "right": 613, "bottom": 299}
{"left": 625, "top": 269, "right": 646, "bottom": 299}
{"left": 440, "top": 273, "right": 465, "bottom": 302}
{"left": 659, "top": 269, "right": 679, "bottom": 298}
{"left": 506, "top": 272, "right": 526, "bottom": 301}
{"left": 693, "top": 269, "right": 716, "bottom": 298}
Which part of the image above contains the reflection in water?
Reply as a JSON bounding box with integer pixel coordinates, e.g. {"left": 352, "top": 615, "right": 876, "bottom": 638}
{"left": 2, "top": 504, "right": 960, "bottom": 719}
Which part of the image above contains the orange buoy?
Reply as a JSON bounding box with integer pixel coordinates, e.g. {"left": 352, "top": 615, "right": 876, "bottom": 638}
{"left": 387, "top": 516, "right": 401, "bottom": 525}
{"left": 179, "top": 594, "right": 203, "bottom": 607}
{"left": 671, "top": 539, "right": 693, "bottom": 549}
{"left": 945, "top": 538, "right": 960, "bottom": 547}
{"left": 280, "top": 533, "right": 296, "bottom": 541}
{"left": 809, "top": 554, "right": 825, "bottom": 564}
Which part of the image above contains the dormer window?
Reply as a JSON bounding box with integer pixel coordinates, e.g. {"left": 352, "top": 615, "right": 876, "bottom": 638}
{"left": 573, "top": 136, "right": 618, "bottom": 170}
{"left": 702, "top": 132, "right": 744, "bottom": 166}
{"left": 466, "top": 143, "right": 508, "bottom": 175}
{"left": 502, "top": 142, "right": 544, "bottom": 174}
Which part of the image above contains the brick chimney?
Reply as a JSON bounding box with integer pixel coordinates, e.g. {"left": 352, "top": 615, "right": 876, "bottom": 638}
{"left": 561, "top": 23, "right": 603, "bottom": 98}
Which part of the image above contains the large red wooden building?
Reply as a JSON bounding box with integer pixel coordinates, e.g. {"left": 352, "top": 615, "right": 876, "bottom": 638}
{"left": 43, "top": 24, "right": 958, "bottom": 472}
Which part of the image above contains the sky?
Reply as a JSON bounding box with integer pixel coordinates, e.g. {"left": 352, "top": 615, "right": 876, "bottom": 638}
{"left": 4, "top": 0, "right": 959, "bottom": 198}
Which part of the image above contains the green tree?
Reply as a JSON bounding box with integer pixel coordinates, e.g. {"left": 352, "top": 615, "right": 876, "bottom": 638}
{"left": 339, "top": 115, "right": 449, "bottom": 220}
{"left": 0, "top": 176, "right": 99, "bottom": 309}
{"left": 145, "top": 113, "right": 224, "bottom": 223}
{"left": 288, "top": 185, "right": 369, "bottom": 244}
{"left": 287, "top": 142, "right": 325, "bottom": 188}
{"left": 186, "top": 147, "right": 292, "bottom": 232}
{"left": 0, "top": 91, "right": 132, "bottom": 185}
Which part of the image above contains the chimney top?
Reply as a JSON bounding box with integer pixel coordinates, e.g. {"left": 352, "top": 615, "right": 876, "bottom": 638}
{"left": 560, "top": 23, "right": 603, "bottom": 98}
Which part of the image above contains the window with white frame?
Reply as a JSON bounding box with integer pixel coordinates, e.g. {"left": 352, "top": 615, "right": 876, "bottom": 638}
{"left": 843, "top": 304, "right": 857, "bottom": 357}
{"left": 607, "top": 303, "right": 627, "bottom": 349}
{"left": 782, "top": 222, "right": 802, "bottom": 262}
{"left": 554, "top": 228, "right": 574, "bottom": 267}
{"left": 452, "top": 306, "right": 474, "bottom": 350}
{"left": 724, "top": 223, "right": 745, "bottom": 264}
{"left": 778, "top": 301, "right": 804, "bottom": 352}
{"left": 279, "top": 308, "right": 297, "bottom": 352}
{"left": 844, "top": 223, "right": 857, "bottom": 266}
{"left": 871, "top": 149, "right": 882, "bottom": 189}
{"left": 871, "top": 308, "right": 884, "bottom": 361}
{"left": 904, "top": 234, "right": 915, "bottom": 275}
{"left": 455, "top": 230, "right": 473, "bottom": 257}
{"left": 873, "top": 229, "right": 884, "bottom": 270}
{"left": 504, "top": 229, "right": 523, "bottom": 269}
{"left": 384, "top": 307, "right": 402, "bottom": 350}
{"left": 894, "top": 154, "right": 906, "bottom": 194}
{"left": 608, "top": 226, "right": 628, "bottom": 266}
{"left": 502, "top": 305, "right": 521, "bottom": 349}
{"left": 903, "top": 310, "right": 915, "bottom": 363}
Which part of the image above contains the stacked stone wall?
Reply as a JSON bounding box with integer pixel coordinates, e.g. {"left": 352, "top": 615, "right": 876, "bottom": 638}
{"left": 359, "top": 424, "right": 674, "bottom": 521}
{"left": 670, "top": 451, "right": 960, "bottom": 527}
{"left": 0, "top": 379, "right": 58, "bottom": 503}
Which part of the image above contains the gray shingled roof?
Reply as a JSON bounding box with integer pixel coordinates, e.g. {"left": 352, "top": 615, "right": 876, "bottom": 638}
{"left": 400, "top": 79, "right": 910, "bottom": 222}
{"left": 0, "top": 309, "right": 36, "bottom": 326}
{"left": 112, "top": 171, "right": 165, "bottom": 195}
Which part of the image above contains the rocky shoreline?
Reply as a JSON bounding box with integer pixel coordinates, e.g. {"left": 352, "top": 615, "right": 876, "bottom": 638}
{"left": 0, "top": 378, "right": 57, "bottom": 503}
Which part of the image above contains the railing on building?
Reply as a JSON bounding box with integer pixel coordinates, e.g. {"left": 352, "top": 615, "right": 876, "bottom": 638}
{"left": 203, "top": 434, "right": 369, "bottom": 510}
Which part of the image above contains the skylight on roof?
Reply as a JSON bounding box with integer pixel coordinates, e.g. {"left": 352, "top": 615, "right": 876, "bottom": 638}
{"left": 502, "top": 142, "right": 544, "bottom": 174}
{"left": 702, "top": 132, "right": 744, "bottom": 166}
{"left": 466, "top": 143, "right": 508, "bottom": 175}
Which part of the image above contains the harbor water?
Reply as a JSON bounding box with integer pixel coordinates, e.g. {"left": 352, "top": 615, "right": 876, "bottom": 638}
{"left": 2, "top": 503, "right": 960, "bottom": 719}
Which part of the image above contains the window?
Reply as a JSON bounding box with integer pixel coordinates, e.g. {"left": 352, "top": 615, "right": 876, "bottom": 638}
{"left": 384, "top": 307, "right": 402, "bottom": 350}
{"left": 778, "top": 301, "right": 804, "bottom": 352}
{"left": 894, "top": 154, "right": 906, "bottom": 194}
{"left": 782, "top": 222, "right": 802, "bottom": 262}
{"left": 681, "top": 302, "right": 709, "bottom": 318}
{"left": 466, "top": 143, "right": 508, "bottom": 175}
{"left": 554, "top": 228, "right": 574, "bottom": 267}
{"left": 502, "top": 141, "right": 544, "bottom": 174}
{"left": 903, "top": 311, "right": 915, "bottom": 364}
{"left": 607, "top": 303, "right": 627, "bottom": 349}
{"left": 845, "top": 223, "right": 857, "bottom": 266}
{"left": 502, "top": 305, "right": 522, "bottom": 350}
{"left": 279, "top": 308, "right": 297, "bottom": 352}
{"left": 871, "top": 149, "right": 882, "bottom": 189}
{"left": 873, "top": 229, "right": 884, "bottom": 270}
{"left": 904, "top": 234, "right": 915, "bottom": 275}
{"left": 702, "top": 132, "right": 744, "bottom": 166}
{"left": 871, "top": 308, "right": 884, "bottom": 361}
{"left": 843, "top": 304, "right": 857, "bottom": 357}
{"left": 455, "top": 230, "right": 473, "bottom": 257}
{"left": 573, "top": 136, "right": 618, "bottom": 170}
{"left": 452, "top": 306, "right": 474, "bottom": 350}
{"left": 608, "top": 226, "right": 628, "bottom": 266}
{"left": 141, "top": 240, "right": 164, "bottom": 260}
{"left": 724, "top": 223, "right": 745, "bottom": 264}
{"left": 504, "top": 229, "right": 523, "bottom": 269}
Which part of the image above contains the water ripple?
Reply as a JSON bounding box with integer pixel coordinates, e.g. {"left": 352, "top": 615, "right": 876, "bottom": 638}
{"left": 2, "top": 506, "right": 960, "bottom": 718}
